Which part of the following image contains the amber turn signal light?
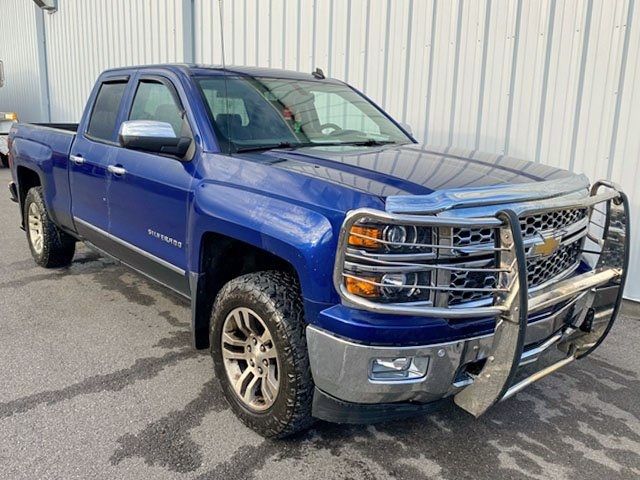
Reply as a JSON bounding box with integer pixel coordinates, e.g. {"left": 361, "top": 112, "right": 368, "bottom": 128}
{"left": 348, "top": 225, "right": 381, "bottom": 248}
{"left": 345, "top": 276, "right": 379, "bottom": 298}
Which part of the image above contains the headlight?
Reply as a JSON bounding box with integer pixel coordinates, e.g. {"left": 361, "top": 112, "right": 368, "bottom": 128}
{"left": 347, "top": 221, "right": 431, "bottom": 253}
{"left": 343, "top": 220, "right": 433, "bottom": 302}
{"left": 2, "top": 112, "right": 18, "bottom": 121}
{"left": 336, "top": 210, "right": 504, "bottom": 311}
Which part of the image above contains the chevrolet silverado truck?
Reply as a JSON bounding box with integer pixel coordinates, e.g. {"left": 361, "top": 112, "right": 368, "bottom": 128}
{"left": 7, "top": 65, "right": 629, "bottom": 438}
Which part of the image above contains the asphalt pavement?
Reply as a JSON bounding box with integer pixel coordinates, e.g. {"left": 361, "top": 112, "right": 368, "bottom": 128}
{"left": 1, "top": 168, "right": 639, "bottom": 480}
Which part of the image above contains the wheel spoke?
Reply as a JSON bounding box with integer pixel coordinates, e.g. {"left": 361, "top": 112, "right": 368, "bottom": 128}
{"left": 262, "top": 373, "right": 278, "bottom": 404}
{"left": 222, "top": 350, "right": 248, "bottom": 361}
{"left": 234, "top": 309, "right": 254, "bottom": 337}
{"left": 262, "top": 347, "right": 278, "bottom": 360}
{"left": 243, "top": 374, "right": 260, "bottom": 404}
{"left": 221, "top": 306, "right": 280, "bottom": 411}
{"left": 222, "top": 331, "right": 246, "bottom": 348}
{"left": 234, "top": 368, "right": 252, "bottom": 396}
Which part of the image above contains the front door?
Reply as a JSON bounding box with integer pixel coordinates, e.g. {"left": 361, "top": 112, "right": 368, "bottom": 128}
{"left": 107, "top": 75, "right": 195, "bottom": 296}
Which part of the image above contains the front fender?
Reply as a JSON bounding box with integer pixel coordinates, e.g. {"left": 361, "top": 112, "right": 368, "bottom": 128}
{"left": 188, "top": 181, "right": 340, "bottom": 304}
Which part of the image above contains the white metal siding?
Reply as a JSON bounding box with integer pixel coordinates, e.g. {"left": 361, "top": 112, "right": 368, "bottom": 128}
{"left": 43, "top": 0, "right": 190, "bottom": 122}
{"left": 1, "top": 0, "right": 638, "bottom": 300}
{"left": 193, "top": 0, "right": 640, "bottom": 301}
{"left": 0, "top": 1, "right": 45, "bottom": 122}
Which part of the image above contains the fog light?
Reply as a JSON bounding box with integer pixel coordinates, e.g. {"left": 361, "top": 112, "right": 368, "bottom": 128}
{"left": 370, "top": 356, "right": 429, "bottom": 381}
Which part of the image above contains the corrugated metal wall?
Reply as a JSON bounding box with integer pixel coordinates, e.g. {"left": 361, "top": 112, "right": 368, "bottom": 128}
{"left": 194, "top": 0, "right": 640, "bottom": 301}
{"left": 1, "top": 0, "right": 638, "bottom": 300}
{"left": 43, "top": 0, "right": 191, "bottom": 121}
{"left": 0, "top": 0, "right": 46, "bottom": 122}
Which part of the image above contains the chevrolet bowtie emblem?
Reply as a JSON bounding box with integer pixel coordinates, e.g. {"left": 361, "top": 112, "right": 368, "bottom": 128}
{"left": 531, "top": 236, "right": 561, "bottom": 257}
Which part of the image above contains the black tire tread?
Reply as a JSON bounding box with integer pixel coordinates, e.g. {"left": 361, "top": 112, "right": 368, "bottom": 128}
{"left": 211, "top": 270, "right": 315, "bottom": 438}
{"left": 24, "top": 187, "right": 76, "bottom": 268}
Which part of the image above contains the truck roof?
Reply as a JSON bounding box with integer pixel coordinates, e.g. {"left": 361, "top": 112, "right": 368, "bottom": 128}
{"left": 102, "top": 63, "right": 340, "bottom": 82}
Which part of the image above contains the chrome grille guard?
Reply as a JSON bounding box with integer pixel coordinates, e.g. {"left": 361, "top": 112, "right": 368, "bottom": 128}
{"left": 333, "top": 180, "right": 629, "bottom": 416}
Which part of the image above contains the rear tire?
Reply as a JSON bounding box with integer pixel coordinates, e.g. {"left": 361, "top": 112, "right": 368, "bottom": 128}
{"left": 211, "top": 271, "right": 315, "bottom": 438}
{"left": 24, "top": 187, "right": 76, "bottom": 268}
{"left": 0, "top": 153, "right": 8, "bottom": 168}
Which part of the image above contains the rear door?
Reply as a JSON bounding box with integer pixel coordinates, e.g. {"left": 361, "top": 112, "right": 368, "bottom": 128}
{"left": 107, "top": 74, "right": 196, "bottom": 295}
{"left": 70, "top": 76, "right": 130, "bottom": 247}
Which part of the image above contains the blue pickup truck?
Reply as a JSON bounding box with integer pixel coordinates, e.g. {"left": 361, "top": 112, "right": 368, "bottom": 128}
{"left": 7, "top": 65, "right": 629, "bottom": 438}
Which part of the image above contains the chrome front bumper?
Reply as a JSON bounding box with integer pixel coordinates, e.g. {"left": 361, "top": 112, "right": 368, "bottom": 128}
{"left": 312, "top": 180, "right": 629, "bottom": 415}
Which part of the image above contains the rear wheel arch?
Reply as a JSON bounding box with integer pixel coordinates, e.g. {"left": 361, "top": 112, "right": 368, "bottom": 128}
{"left": 16, "top": 166, "right": 43, "bottom": 223}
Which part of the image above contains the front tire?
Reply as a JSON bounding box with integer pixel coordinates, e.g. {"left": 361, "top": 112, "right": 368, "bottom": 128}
{"left": 0, "top": 153, "right": 8, "bottom": 168}
{"left": 211, "top": 271, "right": 314, "bottom": 438}
{"left": 24, "top": 187, "right": 76, "bottom": 268}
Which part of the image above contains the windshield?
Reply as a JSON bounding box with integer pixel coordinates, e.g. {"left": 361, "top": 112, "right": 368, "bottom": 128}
{"left": 196, "top": 76, "right": 412, "bottom": 152}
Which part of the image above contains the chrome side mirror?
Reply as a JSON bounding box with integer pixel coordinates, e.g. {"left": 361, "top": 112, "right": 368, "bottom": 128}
{"left": 118, "top": 120, "right": 191, "bottom": 158}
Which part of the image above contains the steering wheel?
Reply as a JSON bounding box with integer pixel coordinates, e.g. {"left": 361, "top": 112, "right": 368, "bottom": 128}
{"left": 320, "top": 123, "right": 343, "bottom": 135}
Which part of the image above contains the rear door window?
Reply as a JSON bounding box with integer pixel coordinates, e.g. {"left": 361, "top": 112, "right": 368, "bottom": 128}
{"left": 86, "top": 81, "right": 128, "bottom": 142}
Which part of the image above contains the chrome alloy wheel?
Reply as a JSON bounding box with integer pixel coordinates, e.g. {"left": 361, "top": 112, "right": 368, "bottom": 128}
{"left": 221, "top": 307, "right": 280, "bottom": 411}
{"left": 28, "top": 202, "right": 44, "bottom": 255}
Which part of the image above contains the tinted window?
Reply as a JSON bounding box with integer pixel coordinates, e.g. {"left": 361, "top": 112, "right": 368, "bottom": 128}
{"left": 196, "top": 76, "right": 411, "bottom": 152}
{"left": 87, "top": 81, "right": 127, "bottom": 141}
{"left": 312, "top": 90, "right": 380, "bottom": 135}
{"left": 129, "top": 80, "right": 183, "bottom": 135}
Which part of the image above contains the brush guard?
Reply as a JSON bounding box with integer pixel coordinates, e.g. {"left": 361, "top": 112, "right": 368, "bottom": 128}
{"left": 453, "top": 180, "right": 630, "bottom": 416}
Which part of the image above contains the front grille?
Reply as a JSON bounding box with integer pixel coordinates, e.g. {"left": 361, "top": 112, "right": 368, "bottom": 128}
{"left": 452, "top": 208, "right": 588, "bottom": 247}
{"left": 526, "top": 241, "right": 581, "bottom": 286}
{"left": 447, "top": 241, "right": 583, "bottom": 305}
{"left": 449, "top": 268, "right": 498, "bottom": 304}
{"left": 448, "top": 208, "right": 588, "bottom": 305}
{"left": 520, "top": 208, "right": 588, "bottom": 237}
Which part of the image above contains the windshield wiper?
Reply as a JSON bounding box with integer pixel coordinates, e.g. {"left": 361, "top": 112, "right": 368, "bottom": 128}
{"left": 235, "top": 142, "right": 297, "bottom": 153}
{"left": 236, "top": 141, "right": 347, "bottom": 153}
{"left": 235, "top": 139, "right": 396, "bottom": 153}
{"left": 343, "top": 139, "right": 396, "bottom": 147}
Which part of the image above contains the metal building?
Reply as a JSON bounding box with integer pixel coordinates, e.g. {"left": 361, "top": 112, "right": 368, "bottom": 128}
{"left": 0, "top": 0, "right": 638, "bottom": 301}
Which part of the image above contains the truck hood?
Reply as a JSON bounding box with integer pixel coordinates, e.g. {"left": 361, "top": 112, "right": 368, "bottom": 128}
{"left": 256, "top": 143, "right": 576, "bottom": 198}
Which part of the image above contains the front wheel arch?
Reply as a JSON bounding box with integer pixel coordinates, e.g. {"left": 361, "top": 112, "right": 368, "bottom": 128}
{"left": 190, "top": 232, "right": 302, "bottom": 350}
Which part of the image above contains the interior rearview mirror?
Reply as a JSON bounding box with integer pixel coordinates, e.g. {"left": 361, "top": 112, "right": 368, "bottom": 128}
{"left": 118, "top": 120, "right": 191, "bottom": 158}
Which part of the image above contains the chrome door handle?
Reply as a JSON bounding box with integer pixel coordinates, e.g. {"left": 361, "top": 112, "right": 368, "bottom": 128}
{"left": 70, "top": 154, "right": 85, "bottom": 165}
{"left": 107, "top": 165, "right": 126, "bottom": 176}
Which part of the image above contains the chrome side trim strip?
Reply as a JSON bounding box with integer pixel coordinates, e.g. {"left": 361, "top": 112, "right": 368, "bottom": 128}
{"left": 74, "top": 217, "right": 186, "bottom": 276}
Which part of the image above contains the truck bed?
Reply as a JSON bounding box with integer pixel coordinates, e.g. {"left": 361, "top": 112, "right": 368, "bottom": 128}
{"left": 30, "top": 123, "right": 79, "bottom": 133}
